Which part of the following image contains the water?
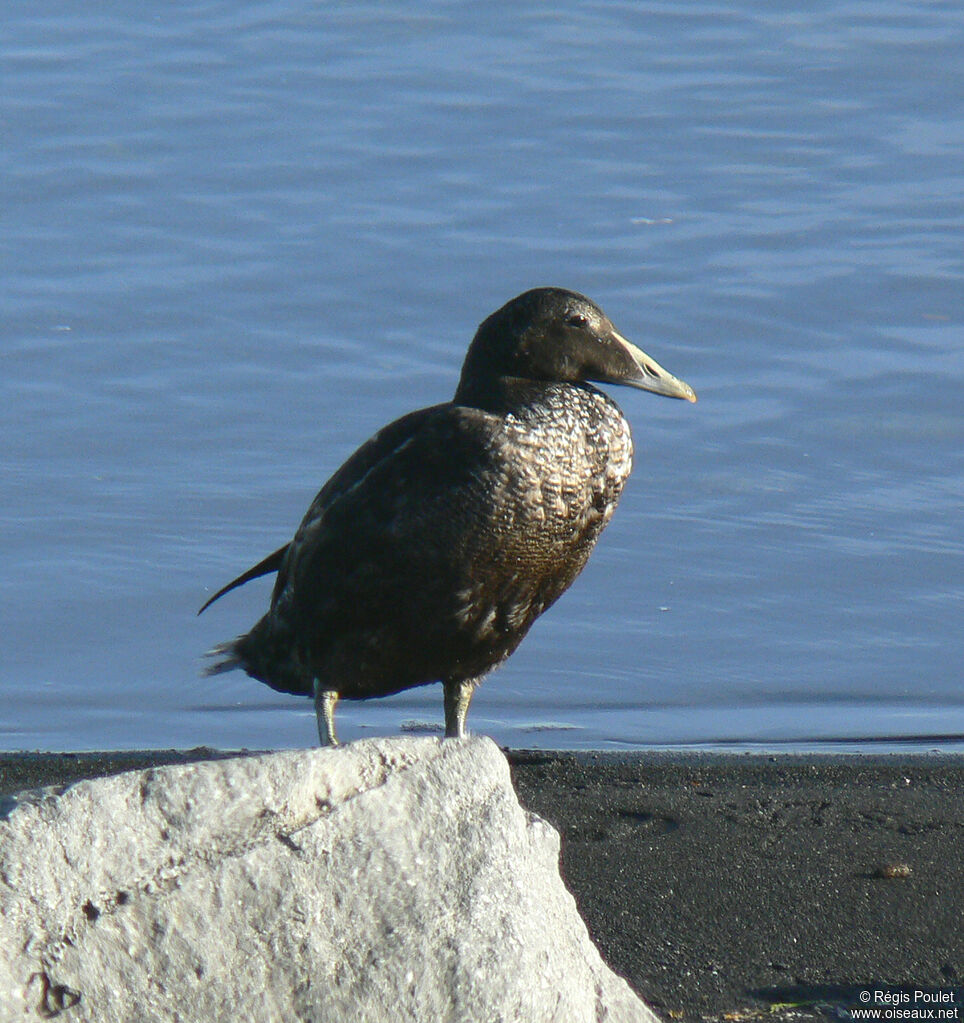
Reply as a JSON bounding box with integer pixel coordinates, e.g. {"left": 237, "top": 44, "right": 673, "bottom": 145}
{"left": 3, "top": 2, "right": 962, "bottom": 752}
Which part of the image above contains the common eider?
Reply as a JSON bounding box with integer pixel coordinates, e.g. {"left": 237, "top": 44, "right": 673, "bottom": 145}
{"left": 200, "top": 288, "right": 696, "bottom": 745}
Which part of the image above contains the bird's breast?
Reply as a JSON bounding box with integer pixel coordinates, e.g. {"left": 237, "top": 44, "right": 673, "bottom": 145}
{"left": 444, "top": 388, "right": 633, "bottom": 652}
{"left": 498, "top": 386, "right": 633, "bottom": 538}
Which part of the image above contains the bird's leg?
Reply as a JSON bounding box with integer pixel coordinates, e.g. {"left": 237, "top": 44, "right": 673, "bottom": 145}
{"left": 313, "top": 679, "right": 340, "bottom": 747}
{"left": 443, "top": 679, "right": 478, "bottom": 739}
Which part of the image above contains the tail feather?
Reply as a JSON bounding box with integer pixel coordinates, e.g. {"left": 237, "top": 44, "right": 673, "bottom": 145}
{"left": 198, "top": 543, "right": 289, "bottom": 616}
{"left": 203, "top": 639, "right": 245, "bottom": 676}
{"left": 203, "top": 620, "right": 307, "bottom": 695}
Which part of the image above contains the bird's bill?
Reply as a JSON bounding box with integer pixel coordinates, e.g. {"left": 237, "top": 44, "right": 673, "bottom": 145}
{"left": 611, "top": 330, "right": 697, "bottom": 403}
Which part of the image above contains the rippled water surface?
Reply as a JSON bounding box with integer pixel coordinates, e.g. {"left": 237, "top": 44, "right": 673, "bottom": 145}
{"left": 3, "top": 2, "right": 962, "bottom": 751}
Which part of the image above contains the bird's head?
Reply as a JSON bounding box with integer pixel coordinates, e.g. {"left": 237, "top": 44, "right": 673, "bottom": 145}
{"left": 455, "top": 287, "right": 697, "bottom": 405}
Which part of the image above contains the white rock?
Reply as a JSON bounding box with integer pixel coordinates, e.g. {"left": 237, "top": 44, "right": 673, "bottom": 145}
{"left": 0, "top": 736, "right": 658, "bottom": 1023}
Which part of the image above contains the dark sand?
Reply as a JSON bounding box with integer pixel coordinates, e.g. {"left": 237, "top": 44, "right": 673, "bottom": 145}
{"left": 2, "top": 748, "right": 962, "bottom": 1020}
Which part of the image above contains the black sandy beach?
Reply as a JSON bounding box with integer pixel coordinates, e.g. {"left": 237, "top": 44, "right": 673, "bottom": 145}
{"left": 2, "top": 748, "right": 962, "bottom": 1020}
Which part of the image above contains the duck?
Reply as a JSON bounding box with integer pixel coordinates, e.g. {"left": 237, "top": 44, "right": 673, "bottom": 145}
{"left": 199, "top": 287, "right": 696, "bottom": 745}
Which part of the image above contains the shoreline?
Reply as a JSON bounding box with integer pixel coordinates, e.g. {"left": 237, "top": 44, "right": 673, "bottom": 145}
{"left": 3, "top": 747, "right": 962, "bottom": 1020}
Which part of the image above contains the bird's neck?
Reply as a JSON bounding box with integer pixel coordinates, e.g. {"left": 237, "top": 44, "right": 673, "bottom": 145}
{"left": 454, "top": 375, "right": 602, "bottom": 418}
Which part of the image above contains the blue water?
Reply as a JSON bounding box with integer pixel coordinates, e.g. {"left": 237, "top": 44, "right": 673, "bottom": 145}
{"left": 3, "top": 2, "right": 962, "bottom": 752}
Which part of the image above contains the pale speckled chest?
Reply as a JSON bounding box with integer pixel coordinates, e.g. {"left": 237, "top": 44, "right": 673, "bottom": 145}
{"left": 493, "top": 382, "right": 634, "bottom": 552}
{"left": 440, "top": 382, "right": 635, "bottom": 662}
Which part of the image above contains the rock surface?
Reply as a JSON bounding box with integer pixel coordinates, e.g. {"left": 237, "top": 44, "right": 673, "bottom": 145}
{"left": 0, "top": 736, "right": 657, "bottom": 1023}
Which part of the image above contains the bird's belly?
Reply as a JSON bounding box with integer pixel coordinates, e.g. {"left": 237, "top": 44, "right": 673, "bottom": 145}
{"left": 306, "top": 484, "right": 620, "bottom": 701}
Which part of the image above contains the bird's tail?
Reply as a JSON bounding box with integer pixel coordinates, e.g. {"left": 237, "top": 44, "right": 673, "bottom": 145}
{"left": 203, "top": 638, "right": 245, "bottom": 676}
{"left": 203, "top": 618, "right": 307, "bottom": 695}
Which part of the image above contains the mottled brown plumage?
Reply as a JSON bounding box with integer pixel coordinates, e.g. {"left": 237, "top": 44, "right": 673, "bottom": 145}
{"left": 200, "top": 288, "right": 695, "bottom": 744}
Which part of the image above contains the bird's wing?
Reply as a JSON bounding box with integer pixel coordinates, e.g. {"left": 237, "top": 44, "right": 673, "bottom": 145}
{"left": 198, "top": 404, "right": 446, "bottom": 614}
{"left": 291, "top": 405, "right": 445, "bottom": 537}
{"left": 272, "top": 403, "right": 506, "bottom": 624}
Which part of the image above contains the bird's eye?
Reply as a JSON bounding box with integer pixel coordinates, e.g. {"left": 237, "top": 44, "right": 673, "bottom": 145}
{"left": 566, "top": 313, "right": 589, "bottom": 328}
